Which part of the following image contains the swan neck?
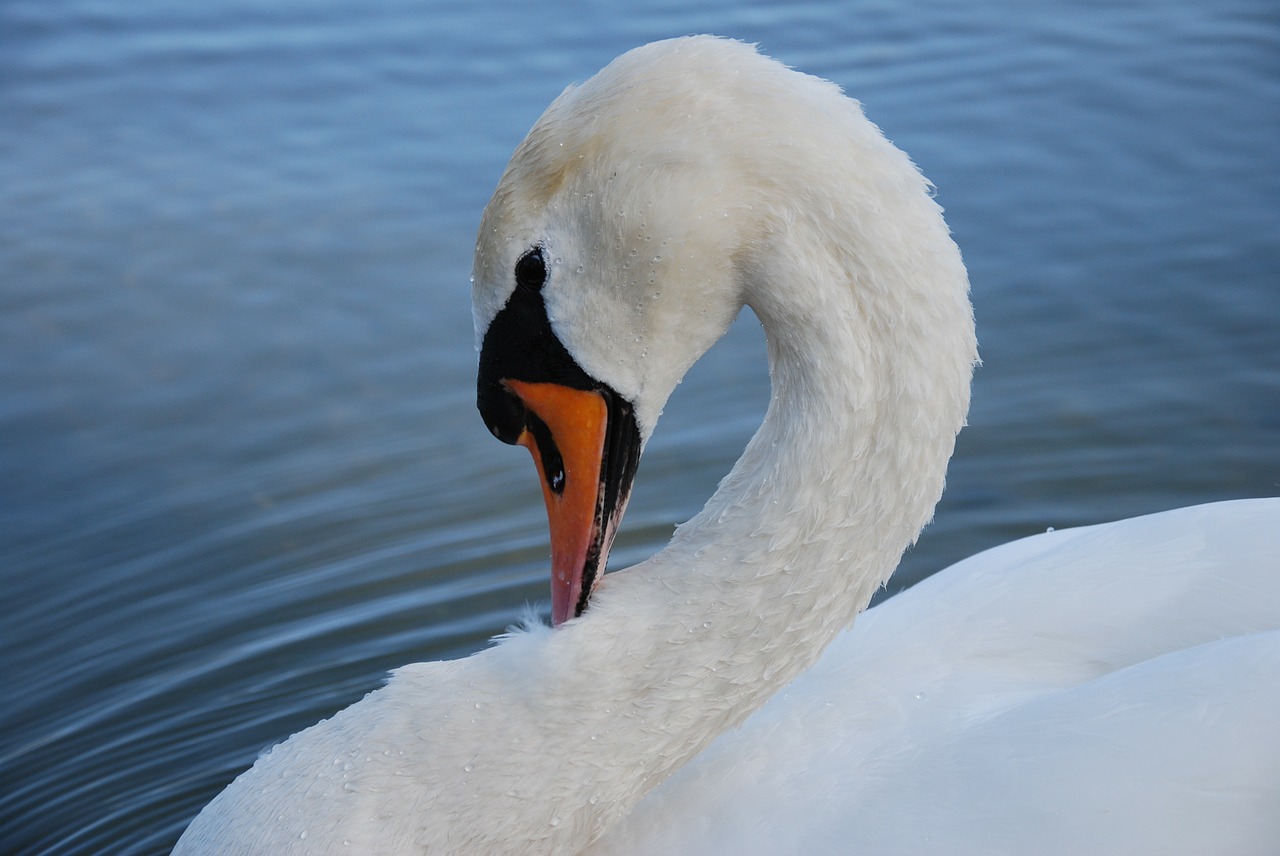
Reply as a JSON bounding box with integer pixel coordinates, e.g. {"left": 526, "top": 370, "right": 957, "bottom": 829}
{"left": 561, "top": 156, "right": 975, "bottom": 853}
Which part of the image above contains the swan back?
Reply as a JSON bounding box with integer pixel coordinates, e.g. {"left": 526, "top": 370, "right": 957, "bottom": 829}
{"left": 590, "top": 499, "right": 1280, "bottom": 855}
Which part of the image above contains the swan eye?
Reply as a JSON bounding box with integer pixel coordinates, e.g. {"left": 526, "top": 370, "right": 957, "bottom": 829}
{"left": 514, "top": 247, "right": 547, "bottom": 293}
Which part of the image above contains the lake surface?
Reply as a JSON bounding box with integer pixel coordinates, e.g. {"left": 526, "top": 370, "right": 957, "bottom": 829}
{"left": 2, "top": 0, "right": 1277, "bottom": 852}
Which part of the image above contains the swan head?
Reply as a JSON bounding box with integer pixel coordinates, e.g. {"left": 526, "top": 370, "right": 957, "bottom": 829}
{"left": 473, "top": 37, "right": 765, "bottom": 625}
{"left": 473, "top": 36, "right": 973, "bottom": 626}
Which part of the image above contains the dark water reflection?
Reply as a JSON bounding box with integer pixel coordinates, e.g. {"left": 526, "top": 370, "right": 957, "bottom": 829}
{"left": 2, "top": 0, "right": 1277, "bottom": 852}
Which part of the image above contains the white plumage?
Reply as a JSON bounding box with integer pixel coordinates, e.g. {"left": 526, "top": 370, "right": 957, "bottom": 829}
{"left": 597, "top": 500, "right": 1280, "bottom": 855}
{"left": 175, "top": 36, "right": 1280, "bottom": 855}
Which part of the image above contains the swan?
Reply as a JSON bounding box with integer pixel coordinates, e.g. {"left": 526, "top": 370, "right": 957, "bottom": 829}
{"left": 175, "top": 36, "right": 1280, "bottom": 855}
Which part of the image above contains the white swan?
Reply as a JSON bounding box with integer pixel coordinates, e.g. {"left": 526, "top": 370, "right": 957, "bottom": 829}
{"left": 175, "top": 36, "right": 1280, "bottom": 855}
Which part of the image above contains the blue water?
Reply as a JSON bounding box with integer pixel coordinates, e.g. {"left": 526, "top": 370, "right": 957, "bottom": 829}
{"left": 2, "top": 0, "right": 1277, "bottom": 852}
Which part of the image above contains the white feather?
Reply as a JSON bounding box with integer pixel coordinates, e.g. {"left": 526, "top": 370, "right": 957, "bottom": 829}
{"left": 176, "top": 36, "right": 1280, "bottom": 855}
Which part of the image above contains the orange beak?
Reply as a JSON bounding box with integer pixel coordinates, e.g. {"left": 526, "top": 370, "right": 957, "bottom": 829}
{"left": 475, "top": 281, "right": 642, "bottom": 626}
{"left": 503, "top": 380, "right": 626, "bottom": 625}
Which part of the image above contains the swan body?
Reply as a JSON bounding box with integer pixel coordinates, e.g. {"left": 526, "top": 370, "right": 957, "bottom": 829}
{"left": 596, "top": 499, "right": 1280, "bottom": 855}
{"left": 175, "top": 36, "right": 1280, "bottom": 855}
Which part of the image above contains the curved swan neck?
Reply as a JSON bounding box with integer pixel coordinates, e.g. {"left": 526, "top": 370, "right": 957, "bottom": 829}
{"left": 669, "top": 121, "right": 977, "bottom": 618}
{"left": 469, "top": 44, "right": 976, "bottom": 853}
{"left": 667, "top": 205, "right": 974, "bottom": 647}
{"left": 557, "top": 155, "right": 975, "bottom": 849}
